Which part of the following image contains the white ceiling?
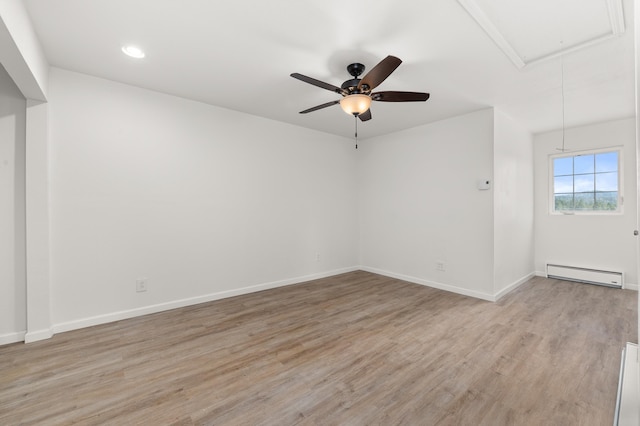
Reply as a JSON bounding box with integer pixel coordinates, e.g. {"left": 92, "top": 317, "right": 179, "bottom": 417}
{"left": 459, "top": 0, "right": 626, "bottom": 67}
{"left": 23, "top": 0, "right": 635, "bottom": 140}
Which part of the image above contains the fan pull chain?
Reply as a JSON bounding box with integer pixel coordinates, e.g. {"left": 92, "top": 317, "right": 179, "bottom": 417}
{"left": 560, "top": 43, "right": 565, "bottom": 153}
{"left": 556, "top": 40, "right": 567, "bottom": 153}
{"left": 354, "top": 114, "right": 358, "bottom": 149}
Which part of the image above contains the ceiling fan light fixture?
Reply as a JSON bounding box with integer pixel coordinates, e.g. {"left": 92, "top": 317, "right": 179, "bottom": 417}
{"left": 340, "top": 94, "right": 371, "bottom": 116}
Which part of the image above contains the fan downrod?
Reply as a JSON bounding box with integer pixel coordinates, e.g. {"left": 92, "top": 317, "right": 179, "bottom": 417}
{"left": 342, "top": 63, "right": 367, "bottom": 92}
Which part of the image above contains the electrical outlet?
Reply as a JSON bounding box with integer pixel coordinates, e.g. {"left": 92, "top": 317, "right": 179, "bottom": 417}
{"left": 136, "top": 278, "right": 148, "bottom": 292}
{"left": 436, "top": 261, "right": 446, "bottom": 272}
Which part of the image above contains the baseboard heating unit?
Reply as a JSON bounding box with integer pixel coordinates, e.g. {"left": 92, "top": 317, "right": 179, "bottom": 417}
{"left": 546, "top": 264, "right": 623, "bottom": 288}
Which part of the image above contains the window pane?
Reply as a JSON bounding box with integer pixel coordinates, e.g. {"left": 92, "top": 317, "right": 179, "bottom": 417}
{"left": 574, "top": 155, "right": 594, "bottom": 174}
{"left": 550, "top": 150, "right": 620, "bottom": 214}
{"left": 554, "top": 194, "right": 573, "bottom": 210}
{"left": 574, "top": 192, "right": 595, "bottom": 210}
{"left": 553, "top": 157, "right": 573, "bottom": 176}
{"left": 574, "top": 174, "right": 594, "bottom": 193}
{"left": 596, "top": 152, "right": 618, "bottom": 173}
{"left": 595, "top": 192, "right": 618, "bottom": 210}
{"left": 554, "top": 176, "right": 573, "bottom": 194}
{"left": 596, "top": 172, "right": 618, "bottom": 192}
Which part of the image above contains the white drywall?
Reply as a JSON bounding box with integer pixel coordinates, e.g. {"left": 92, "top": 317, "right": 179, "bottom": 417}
{"left": 0, "top": 0, "right": 51, "bottom": 343}
{"left": 493, "top": 110, "right": 534, "bottom": 296}
{"left": 0, "top": 64, "right": 27, "bottom": 344}
{"left": 636, "top": 0, "right": 640, "bottom": 353}
{"left": 48, "top": 68, "right": 359, "bottom": 328}
{"left": 0, "top": 0, "right": 48, "bottom": 100}
{"left": 24, "top": 99, "right": 52, "bottom": 342}
{"left": 358, "top": 109, "right": 496, "bottom": 299}
{"left": 533, "top": 118, "right": 638, "bottom": 287}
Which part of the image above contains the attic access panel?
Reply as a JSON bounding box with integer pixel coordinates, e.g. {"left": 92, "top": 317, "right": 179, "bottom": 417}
{"left": 458, "top": 0, "right": 625, "bottom": 68}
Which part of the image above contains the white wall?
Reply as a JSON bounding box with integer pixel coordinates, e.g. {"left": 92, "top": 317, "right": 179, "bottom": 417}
{"left": 493, "top": 110, "right": 534, "bottom": 296}
{"left": 24, "top": 99, "right": 52, "bottom": 342}
{"left": 358, "top": 109, "right": 496, "bottom": 300}
{"left": 635, "top": 0, "right": 640, "bottom": 352}
{"left": 533, "top": 118, "right": 638, "bottom": 287}
{"left": 0, "top": 63, "right": 26, "bottom": 344}
{"left": 0, "top": 0, "right": 48, "bottom": 100}
{"left": 49, "top": 68, "right": 359, "bottom": 330}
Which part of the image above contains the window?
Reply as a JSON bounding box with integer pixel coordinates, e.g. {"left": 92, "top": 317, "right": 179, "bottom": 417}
{"left": 551, "top": 149, "right": 621, "bottom": 213}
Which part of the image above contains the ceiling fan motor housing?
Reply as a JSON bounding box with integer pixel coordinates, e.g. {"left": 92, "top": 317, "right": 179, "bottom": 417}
{"left": 341, "top": 78, "right": 362, "bottom": 93}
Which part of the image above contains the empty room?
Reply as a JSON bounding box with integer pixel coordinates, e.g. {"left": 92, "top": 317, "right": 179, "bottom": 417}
{"left": 1, "top": 0, "right": 639, "bottom": 424}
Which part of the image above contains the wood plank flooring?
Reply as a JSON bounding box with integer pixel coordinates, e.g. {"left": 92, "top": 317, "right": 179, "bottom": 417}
{"left": 0, "top": 271, "right": 637, "bottom": 425}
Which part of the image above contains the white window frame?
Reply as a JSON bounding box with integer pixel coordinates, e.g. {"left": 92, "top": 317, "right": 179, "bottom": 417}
{"left": 549, "top": 146, "right": 623, "bottom": 215}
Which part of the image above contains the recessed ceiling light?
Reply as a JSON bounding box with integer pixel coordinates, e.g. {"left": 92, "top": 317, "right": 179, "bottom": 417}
{"left": 121, "top": 45, "right": 145, "bottom": 59}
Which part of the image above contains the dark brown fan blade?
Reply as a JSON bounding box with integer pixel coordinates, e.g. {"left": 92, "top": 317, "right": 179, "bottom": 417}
{"left": 299, "top": 100, "right": 340, "bottom": 114}
{"left": 371, "top": 91, "right": 430, "bottom": 102}
{"left": 291, "top": 73, "right": 345, "bottom": 95}
{"left": 358, "top": 109, "right": 372, "bottom": 121}
{"left": 358, "top": 56, "right": 402, "bottom": 91}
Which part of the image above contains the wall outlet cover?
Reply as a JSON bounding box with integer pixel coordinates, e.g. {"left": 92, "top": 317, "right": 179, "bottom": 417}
{"left": 136, "top": 279, "right": 148, "bottom": 292}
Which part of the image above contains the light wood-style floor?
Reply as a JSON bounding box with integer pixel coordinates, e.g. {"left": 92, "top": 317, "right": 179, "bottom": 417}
{"left": 1, "top": 271, "right": 637, "bottom": 425}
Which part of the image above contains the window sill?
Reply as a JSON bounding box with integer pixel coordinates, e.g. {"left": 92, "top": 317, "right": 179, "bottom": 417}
{"left": 550, "top": 210, "right": 623, "bottom": 216}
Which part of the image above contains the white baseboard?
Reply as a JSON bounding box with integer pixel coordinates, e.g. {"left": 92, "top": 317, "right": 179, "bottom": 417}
{"left": 360, "top": 266, "right": 496, "bottom": 302}
{"left": 360, "top": 267, "right": 535, "bottom": 302}
{"left": 535, "top": 270, "right": 547, "bottom": 277}
{"left": 494, "top": 272, "right": 536, "bottom": 300}
{"left": 0, "top": 331, "right": 26, "bottom": 345}
{"left": 24, "top": 328, "right": 53, "bottom": 343}
{"left": 52, "top": 266, "right": 360, "bottom": 335}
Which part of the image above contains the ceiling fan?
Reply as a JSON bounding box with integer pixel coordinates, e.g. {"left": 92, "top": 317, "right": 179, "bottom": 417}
{"left": 291, "top": 55, "right": 430, "bottom": 122}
